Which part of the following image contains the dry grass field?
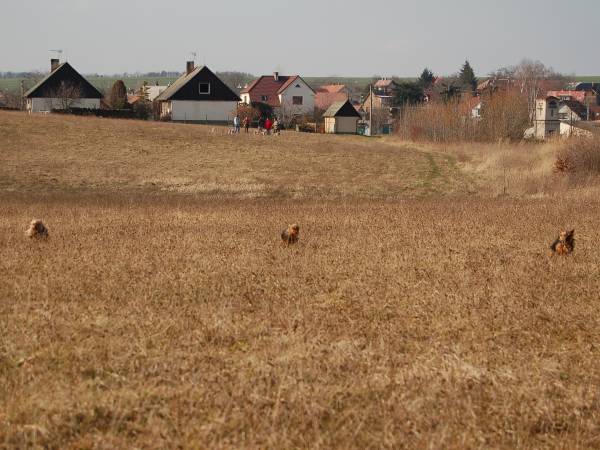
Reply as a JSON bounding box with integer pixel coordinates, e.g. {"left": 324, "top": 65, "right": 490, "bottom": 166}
{"left": 1, "top": 111, "right": 600, "bottom": 449}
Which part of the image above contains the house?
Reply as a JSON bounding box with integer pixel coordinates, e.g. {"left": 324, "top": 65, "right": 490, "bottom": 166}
{"left": 24, "top": 59, "right": 103, "bottom": 112}
{"left": 558, "top": 100, "right": 587, "bottom": 122}
{"left": 529, "top": 96, "right": 561, "bottom": 139}
{"left": 547, "top": 90, "right": 596, "bottom": 105}
{"left": 476, "top": 78, "right": 517, "bottom": 96}
{"left": 374, "top": 78, "right": 399, "bottom": 95}
{"left": 323, "top": 100, "right": 361, "bottom": 134}
{"left": 471, "top": 99, "right": 482, "bottom": 119}
{"left": 155, "top": 62, "right": 240, "bottom": 123}
{"left": 361, "top": 91, "right": 394, "bottom": 112}
{"left": 146, "top": 85, "right": 167, "bottom": 102}
{"left": 315, "top": 84, "right": 350, "bottom": 112}
{"left": 240, "top": 72, "right": 315, "bottom": 117}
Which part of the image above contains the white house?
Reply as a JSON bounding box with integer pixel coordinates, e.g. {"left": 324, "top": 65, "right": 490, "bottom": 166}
{"left": 154, "top": 62, "right": 240, "bottom": 123}
{"left": 24, "top": 59, "right": 102, "bottom": 112}
{"left": 240, "top": 72, "right": 315, "bottom": 118}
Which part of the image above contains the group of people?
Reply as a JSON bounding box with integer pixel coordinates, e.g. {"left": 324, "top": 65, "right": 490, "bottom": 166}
{"left": 232, "top": 115, "right": 280, "bottom": 135}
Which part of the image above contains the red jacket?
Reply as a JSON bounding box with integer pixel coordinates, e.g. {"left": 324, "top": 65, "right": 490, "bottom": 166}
{"left": 264, "top": 118, "right": 272, "bottom": 130}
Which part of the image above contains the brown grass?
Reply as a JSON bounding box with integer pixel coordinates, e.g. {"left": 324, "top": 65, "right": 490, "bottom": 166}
{"left": 0, "top": 111, "right": 470, "bottom": 198}
{"left": 1, "top": 111, "right": 600, "bottom": 449}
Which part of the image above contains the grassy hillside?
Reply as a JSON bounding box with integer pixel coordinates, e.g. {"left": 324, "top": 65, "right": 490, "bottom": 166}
{"left": 0, "top": 111, "right": 471, "bottom": 197}
{"left": 1, "top": 111, "right": 600, "bottom": 448}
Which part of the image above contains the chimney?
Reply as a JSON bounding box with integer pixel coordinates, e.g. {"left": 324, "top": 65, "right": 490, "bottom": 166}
{"left": 51, "top": 59, "right": 60, "bottom": 72}
{"left": 273, "top": 71, "right": 279, "bottom": 81}
{"left": 186, "top": 61, "right": 195, "bottom": 75}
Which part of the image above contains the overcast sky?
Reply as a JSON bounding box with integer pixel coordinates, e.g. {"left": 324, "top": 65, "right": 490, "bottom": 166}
{"left": 1, "top": 0, "right": 598, "bottom": 77}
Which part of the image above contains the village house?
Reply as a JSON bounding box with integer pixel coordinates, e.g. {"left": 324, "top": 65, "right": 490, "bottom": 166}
{"left": 154, "top": 62, "right": 240, "bottom": 123}
{"left": 558, "top": 100, "right": 588, "bottom": 122}
{"left": 240, "top": 72, "right": 315, "bottom": 118}
{"left": 315, "top": 84, "right": 350, "bottom": 112}
{"left": 323, "top": 100, "right": 361, "bottom": 134}
{"left": 373, "top": 78, "right": 399, "bottom": 95}
{"left": 24, "top": 59, "right": 103, "bottom": 113}
{"left": 547, "top": 90, "right": 597, "bottom": 106}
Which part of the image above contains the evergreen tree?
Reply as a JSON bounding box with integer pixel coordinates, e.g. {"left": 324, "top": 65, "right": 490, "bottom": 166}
{"left": 108, "top": 80, "right": 128, "bottom": 109}
{"left": 418, "top": 68, "right": 435, "bottom": 88}
{"left": 394, "top": 81, "right": 424, "bottom": 106}
{"left": 459, "top": 60, "right": 478, "bottom": 93}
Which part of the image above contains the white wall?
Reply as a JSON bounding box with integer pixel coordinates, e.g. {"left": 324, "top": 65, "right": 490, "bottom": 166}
{"left": 171, "top": 100, "right": 238, "bottom": 122}
{"left": 278, "top": 79, "right": 315, "bottom": 115}
{"left": 29, "top": 97, "right": 100, "bottom": 112}
{"left": 335, "top": 117, "right": 358, "bottom": 134}
{"left": 240, "top": 93, "right": 251, "bottom": 104}
{"left": 325, "top": 117, "right": 358, "bottom": 134}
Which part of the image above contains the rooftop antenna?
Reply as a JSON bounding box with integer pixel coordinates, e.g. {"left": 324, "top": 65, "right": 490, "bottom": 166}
{"left": 49, "top": 49, "right": 63, "bottom": 60}
{"left": 189, "top": 51, "right": 197, "bottom": 64}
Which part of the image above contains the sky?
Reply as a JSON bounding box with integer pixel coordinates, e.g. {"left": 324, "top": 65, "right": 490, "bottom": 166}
{"left": 1, "top": 0, "right": 598, "bottom": 77}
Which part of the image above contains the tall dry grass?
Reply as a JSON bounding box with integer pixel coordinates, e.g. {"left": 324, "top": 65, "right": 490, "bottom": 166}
{"left": 396, "top": 92, "right": 530, "bottom": 143}
{"left": 2, "top": 110, "right": 600, "bottom": 448}
{"left": 555, "top": 136, "right": 600, "bottom": 179}
{"left": 2, "top": 195, "right": 600, "bottom": 449}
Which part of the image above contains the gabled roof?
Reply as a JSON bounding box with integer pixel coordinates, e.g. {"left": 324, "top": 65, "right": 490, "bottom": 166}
{"left": 155, "top": 66, "right": 239, "bottom": 102}
{"left": 24, "top": 62, "right": 102, "bottom": 99}
{"left": 323, "top": 100, "right": 361, "bottom": 118}
{"left": 315, "top": 91, "right": 348, "bottom": 111}
{"left": 374, "top": 79, "right": 398, "bottom": 89}
{"left": 547, "top": 90, "right": 588, "bottom": 103}
{"left": 241, "top": 74, "right": 315, "bottom": 107}
{"left": 560, "top": 100, "right": 587, "bottom": 119}
{"left": 316, "top": 84, "right": 348, "bottom": 94}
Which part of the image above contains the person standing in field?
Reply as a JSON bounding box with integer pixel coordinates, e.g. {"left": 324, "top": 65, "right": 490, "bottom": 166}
{"left": 243, "top": 116, "right": 250, "bottom": 133}
{"left": 258, "top": 116, "right": 265, "bottom": 133}
{"left": 233, "top": 114, "right": 241, "bottom": 133}
{"left": 264, "top": 117, "right": 273, "bottom": 135}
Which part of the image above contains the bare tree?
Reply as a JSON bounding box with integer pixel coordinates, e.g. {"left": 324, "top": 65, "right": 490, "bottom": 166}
{"left": 46, "top": 81, "right": 83, "bottom": 110}
{"left": 490, "top": 59, "right": 567, "bottom": 119}
{"left": 278, "top": 99, "right": 306, "bottom": 128}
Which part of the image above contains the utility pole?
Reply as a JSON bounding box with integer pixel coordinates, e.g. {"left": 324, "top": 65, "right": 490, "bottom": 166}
{"left": 20, "top": 80, "right": 25, "bottom": 110}
{"left": 369, "top": 84, "right": 373, "bottom": 136}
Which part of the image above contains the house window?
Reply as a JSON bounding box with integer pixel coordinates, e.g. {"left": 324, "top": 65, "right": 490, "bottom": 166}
{"left": 261, "top": 95, "right": 269, "bottom": 102}
{"left": 199, "top": 83, "right": 210, "bottom": 94}
{"left": 292, "top": 96, "right": 303, "bottom": 105}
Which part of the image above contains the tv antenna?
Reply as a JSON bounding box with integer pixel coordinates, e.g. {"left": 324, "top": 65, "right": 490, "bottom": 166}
{"left": 189, "top": 51, "right": 197, "bottom": 63}
{"left": 49, "top": 49, "right": 63, "bottom": 58}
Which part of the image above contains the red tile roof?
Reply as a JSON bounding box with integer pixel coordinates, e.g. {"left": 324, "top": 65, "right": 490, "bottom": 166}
{"left": 547, "top": 90, "right": 589, "bottom": 103}
{"left": 316, "top": 84, "right": 347, "bottom": 94}
{"left": 374, "top": 79, "right": 396, "bottom": 89}
{"left": 315, "top": 91, "right": 348, "bottom": 111}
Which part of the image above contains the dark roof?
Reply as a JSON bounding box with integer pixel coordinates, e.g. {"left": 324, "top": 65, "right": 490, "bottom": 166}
{"left": 323, "top": 100, "right": 361, "bottom": 118}
{"left": 155, "top": 66, "right": 240, "bottom": 102}
{"left": 241, "top": 75, "right": 315, "bottom": 107}
{"left": 24, "top": 62, "right": 102, "bottom": 99}
{"left": 560, "top": 100, "right": 587, "bottom": 119}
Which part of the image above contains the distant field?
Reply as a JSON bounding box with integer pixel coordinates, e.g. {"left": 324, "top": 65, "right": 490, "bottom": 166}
{"left": 2, "top": 111, "right": 600, "bottom": 448}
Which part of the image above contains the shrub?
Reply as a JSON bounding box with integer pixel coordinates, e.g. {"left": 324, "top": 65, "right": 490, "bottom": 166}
{"left": 556, "top": 136, "right": 600, "bottom": 177}
{"left": 395, "top": 91, "right": 530, "bottom": 143}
